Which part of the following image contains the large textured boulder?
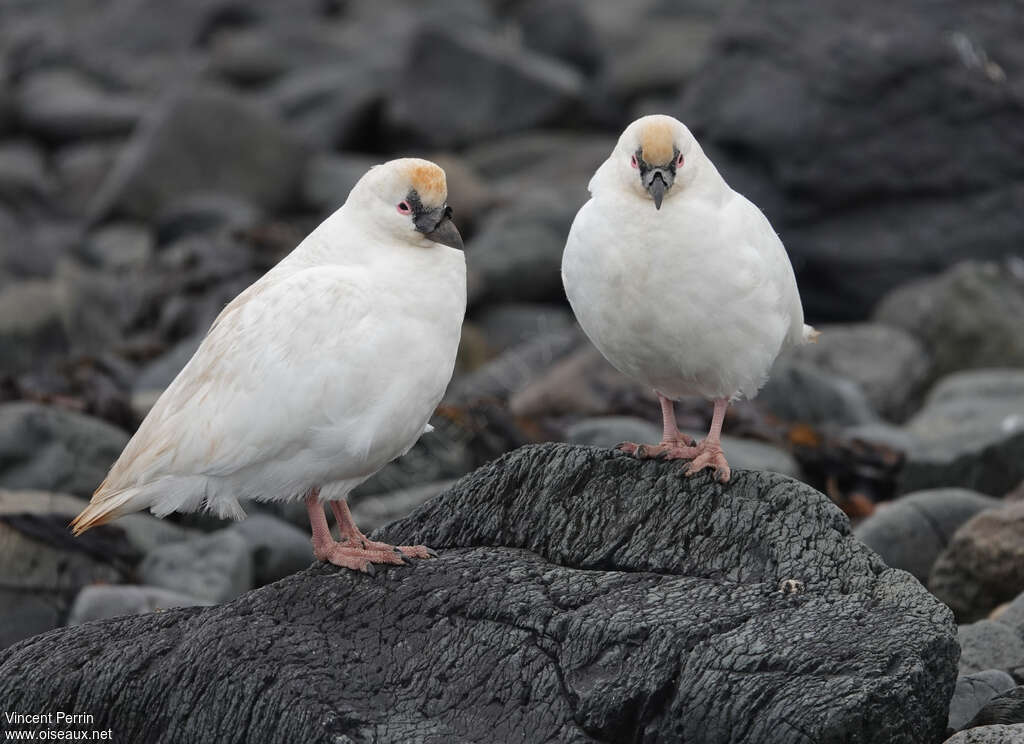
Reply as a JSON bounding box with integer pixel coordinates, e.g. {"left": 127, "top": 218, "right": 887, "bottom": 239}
{"left": 0, "top": 445, "right": 957, "bottom": 743}
{"left": 676, "top": 0, "right": 1024, "bottom": 320}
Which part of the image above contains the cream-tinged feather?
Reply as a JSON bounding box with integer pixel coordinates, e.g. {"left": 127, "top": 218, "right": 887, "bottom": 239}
{"left": 73, "top": 159, "right": 465, "bottom": 533}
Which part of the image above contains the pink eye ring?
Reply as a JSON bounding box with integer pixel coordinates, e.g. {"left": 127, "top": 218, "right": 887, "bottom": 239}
{"left": 676, "top": 153, "right": 684, "bottom": 167}
{"left": 397, "top": 201, "right": 411, "bottom": 214}
{"left": 630, "top": 154, "right": 639, "bottom": 168}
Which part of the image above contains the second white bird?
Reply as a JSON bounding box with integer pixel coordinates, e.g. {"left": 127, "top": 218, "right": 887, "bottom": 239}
{"left": 562, "top": 115, "right": 817, "bottom": 481}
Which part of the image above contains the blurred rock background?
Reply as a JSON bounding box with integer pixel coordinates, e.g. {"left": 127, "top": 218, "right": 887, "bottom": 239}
{"left": 0, "top": 0, "right": 1022, "bottom": 738}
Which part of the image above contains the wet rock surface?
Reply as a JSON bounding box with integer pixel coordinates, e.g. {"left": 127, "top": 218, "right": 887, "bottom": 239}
{"left": 0, "top": 445, "right": 957, "bottom": 743}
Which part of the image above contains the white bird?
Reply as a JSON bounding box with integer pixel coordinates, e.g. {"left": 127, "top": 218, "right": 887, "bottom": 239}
{"left": 562, "top": 115, "right": 817, "bottom": 482}
{"left": 72, "top": 158, "right": 467, "bottom": 572}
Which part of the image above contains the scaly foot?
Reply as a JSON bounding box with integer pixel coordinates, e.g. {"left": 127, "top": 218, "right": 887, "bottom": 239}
{"left": 617, "top": 433, "right": 697, "bottom": 459}
{"left": 341, "top": 534, "right": 437, "bottom": 561}
{"left": 314, "top": 540, "right": 408, "bottom": 574}
{"left": 684, "top": 442, "right": 731, "bottom": 482}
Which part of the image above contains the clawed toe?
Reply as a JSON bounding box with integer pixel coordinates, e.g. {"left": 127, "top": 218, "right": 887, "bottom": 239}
{"left": 684, "top": 449, "right": 732, "bottom": 482}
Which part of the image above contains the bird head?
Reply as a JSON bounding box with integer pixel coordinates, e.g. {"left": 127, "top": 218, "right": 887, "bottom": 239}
{"left": 350, "top": 158, "right": 464, "bottom": 250}
{"left": 612, "top": 115, "right": 702, "bottom": 210}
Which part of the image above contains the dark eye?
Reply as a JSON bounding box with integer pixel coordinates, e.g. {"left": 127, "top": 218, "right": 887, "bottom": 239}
{"left": 676, "top": 153, "right": 684, "bottom": 167}
{"left": 630, "top": 154, "right": 638, "bottom": 169}
{"left": 397, "top": 201, "right": 411, "bottom": 215}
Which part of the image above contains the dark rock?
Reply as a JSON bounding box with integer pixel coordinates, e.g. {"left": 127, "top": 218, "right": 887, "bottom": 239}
{"left": 138, "top": 529, "right": 253, "bottom": 603}
{"left": 949, "top": 670, "right": 1018, "bottom": 732}
{"left": 995, "top": 591, "right": 1024, "bottom": 637}
{"left": 91, "top": 87, "right": 305, "bottom": 221}
{"left": 298, "top": 152, "right": 376, "bottom": 215}
{"left": 944, "top": 725, "right": 1024, "bottom": 743}
{"left": 0, "top": 503, "right": 128, "bottom": 649}
{"left": 263, "top": 65, "right": 381, "bottom": 151}
{"left": 463, "top": 132, "right": 613, "bottom": 190}
{"left": 77, "top": 222, "right": 155, "bottom": 272}
{"left": 511, "top": 0, "right": 604, "bottom": 74}
{"left": 783, "top": 323, "right": 932, "bottom": 421}
{"left": 53, "top": 140, "right": 124, "bottom": 217}
{"left": 14, "top": 68, "right": 144, "bottom": 142}
{"left": 207, "top": 28, "right": 292, "bottom": 86}
{"left": 0, "top": 140, "right": 53, "bottom": 205}
{"left": 565, "top": 415, "right": 661, "bottom": 449}
{"left": 426, "top": 153, "right": 495, "bottom": 232}
{"left": 675, "top": 0, "right": 1024, "bottom": 320}
{"left": 447, "top": 325, "right": 584, "bottom": 405}
{"left": 930, "top": 502, "right": 1024, "bottom": 623}
{"left": 68, "top": 585, "right": 213, "bottom": 625}
{"left": 966, "top": 687, "right": 1024, "bottom": 730}
{"left": 473, "top": 302, "right": 574, "bottom": 355}
{"left": 230, "top": 514, "right": 313, "bottom": 586}
{"left": 854, "top": 488, "right": 999, "bottom": 583}
{"left": 958, "top": 621, "right": 1024, "bottom": 676}
{"left": 466, "top": 192, "right": 578, "bottom": 304}
{"left": 0, "top": 445, "right": 957, "bottom": 742}
{"left": 389, "top": 26, "right": 584, "bottom": 148}
{"left": 132, "top": 333, "right": 203, "bottom": 397}
{"left": 875, "top": 260, "right": 1024, "bottom": 382}
{"left": 756, "top": 360, "right": 879, "bottom": 427}
{"left": 0, "top": 402, "right": 128, "bottom": 497}
{"left": 0, "top": 280, "right": 69, "bottom": 375}
{"left": 155, "top": 192, "right": 262, "bottom": 244}
{"left": 900, "top": 369, "right": 1024, "bottom": 497}
{"left": 347, "top": 480, "right": 455, "bottom": 535}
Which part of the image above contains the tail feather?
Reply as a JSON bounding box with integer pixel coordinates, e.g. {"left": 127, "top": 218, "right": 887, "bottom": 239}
{"left": 802, "top": 324, "right": 821, "bottom": 344}
{"left": 70, "top": 484, "right": 149, "bottom": 536}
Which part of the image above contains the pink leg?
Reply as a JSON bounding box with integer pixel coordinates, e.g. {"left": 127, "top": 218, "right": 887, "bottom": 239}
{"left": 618, "top": 392, "right": 698, "bottom": 460}
{"left": 329, "top": 499, "right": 437, "bottom": 561}
{"left": 306, "top": 489, "right": 408, "bottom": 574}
{"left": 685, "top": 398, "right": 731, "bottom": 482}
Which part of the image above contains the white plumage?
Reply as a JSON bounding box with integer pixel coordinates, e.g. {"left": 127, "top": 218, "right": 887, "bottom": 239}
{"left": 73, "top": 158, "right": 466, "bottom": 569}
{"left": 562, "top": 115, "right": 815, "bottom": 480}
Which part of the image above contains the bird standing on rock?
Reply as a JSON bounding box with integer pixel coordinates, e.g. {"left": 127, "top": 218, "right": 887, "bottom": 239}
{"left": 562, "top": 115, "right": 817, "bottom": 482}
{"left": 72, "top": 158, "right": 466, "bottom": 573}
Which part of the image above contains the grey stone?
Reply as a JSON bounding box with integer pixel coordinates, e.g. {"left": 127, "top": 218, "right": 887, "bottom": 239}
{"left": 348, "top": 480, "right": 455, "bottom": 535}
{"left": 959, "top": 621, "right": 1024, "bottom": 676}
{"left": 78, "top": 222, "right": 155, "bottom": 272}
{"left": 207, "top": 28, "right": 292, "bottom": 86}
{"left": 784, "top": 323, "right": 932, "bottom": 421}
{"left": 91, "top": 87, "right": 305, "bottom": 221}
{"left": 565, "top": 416, "right": 661, "bottom": 449}
{"left": 966, "top": 687, "right": 1024, "bottom": 730}
{"left": 513, "top": 0, "right": 603, "bottom": 73}
{"left": 875, "top": 260, "right": 1024, "bottom": 382}
{"left": 132, "top": 334, "right": 203, "bottom": 396}
{"left": 900, "top": 369, "right": 1024, "bottom": 496}
{"left": 995, "top": 592, "right": 1024, "bottom": 637}
{"left": 0, "top": 444, "right": 958, "bottom": 742}
{"left": 944, "top": 725, "right": 1024, "bottom": 744}
{"left": 230, "top": 514, "right": 312, "bottom": 585}
{"left": 68, "top": 585, "right": 212, "bottom": 625}
{"left": 756, "top": 360, "right": 879, "bottom": 427}
{"left": 15, "top": 68, "right": 144, "bottom": 142}
{"left": 139, "top": 529, "right": 253, "bottom": 604}
{"left": 53, "top": 141, "right": 123, "bottom": 217}
{"left": 390, "top": 26, "right": 584, "bottom": 148}
{"left": 473, "top": 303, "right": 574, "bottom": 354}
{"left": 447, "top": 325, "right": 584, "bottom": 405}
{"left": 0, "top": 280, "right": 69, "bottom": 374}
{"left": 155, "top": 192, "right": 262, "bottom": 244}
{"left": 299, "top": 152, "right": 377, "bottom": 214}
{"left": 931, "top": 502, "right": 1024, "bottom": 623}
{"left": 466, "top": 193, "right": 578, "bottom": 304}
{"left": 0, "top": 403, "right": 128, "bottom": 497}
{"left": 0, "top": 140, "right": 53, "bottom": 204}
{"left": 263, "top": 64, "right": 380, "bottom": 150}
{"left": 854, "top": 488, "right": 1000, "bottom": 582}
{"left": 949, "top": 670, "right": 1017, "bottom": 732}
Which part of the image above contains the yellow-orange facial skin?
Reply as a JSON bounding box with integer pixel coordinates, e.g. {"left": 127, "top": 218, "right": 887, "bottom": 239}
{"left": 639, "top": 119, "right": 676, "bottom": 166}
{"left": 407, "top": 161, "right": 448, "bottom": 207}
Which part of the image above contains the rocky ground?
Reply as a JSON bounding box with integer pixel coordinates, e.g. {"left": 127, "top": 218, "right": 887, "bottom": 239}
{"left": 1, "top": 0, "right": 1023, "bottom": 742}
